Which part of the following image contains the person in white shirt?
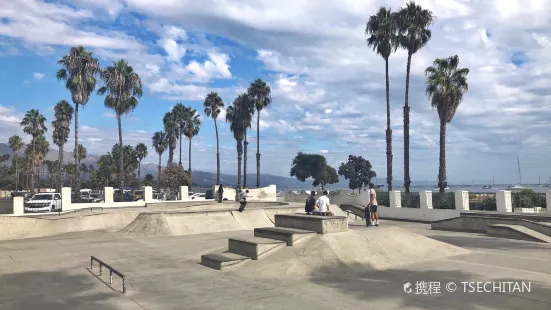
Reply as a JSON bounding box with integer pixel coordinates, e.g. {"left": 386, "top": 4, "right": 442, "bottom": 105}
{"left": 367, "top": 184, "right": 379, "bottom": 226}
{"left": 238, "top": 189, "right": 249, "bottom": 212}
{"left": 313, "top": 190, "right": 333, "bottom": 216}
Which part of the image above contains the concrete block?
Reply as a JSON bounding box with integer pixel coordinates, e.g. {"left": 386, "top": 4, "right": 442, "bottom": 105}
{"left": 420, "top": 191, "right": 432, "bottom": 209}
{"left": 274, "top": 214, "right": 348, "bottom": 234}
{"left": 228, "top": 237, "right": 286, "bottom": 260}
{"left": 144, "top": 186, "right": 153, "bottom": 203}
{"left": 496, "top": 190, "right": 512, "bottom": 213}
{"left": 254, "top": 227, "right": 316, "bottom": 245}
{"left": 455, "top": 191, "right": 469, "bottom": 211}
{"left": 546, "top": 192, "right": 551, "bottom": 212}
{"left": 104, "top": 187, "right": 114, "bottom": 203}
{"left": 201, "top": 253, "right": 251, "bottom": 271}
{"left": 13, "top": 197, "right": 24, "bottom": 215}
{"left": 179, "top": 186, "right": 188, "bottom": 201}
{"left": 390, "top": 191, "right": 401, "bottom": 208}
{"left": 62, "top": 187, "right": 72, "bottom": 210}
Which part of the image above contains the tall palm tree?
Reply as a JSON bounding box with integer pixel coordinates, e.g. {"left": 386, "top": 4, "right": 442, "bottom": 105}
{"left": 171, "top": 103, "right": 187, "bottom": 166}
{"left": 135, "top": 143, "right": 148, "bottom": 180}
{"left": 20, "top": 109, "right": 47, "bottom": 192}
{"left": 366, "top": 7, "right": 399, "bottom": 191}
{"left": 8, "top": 135, "right": 23, "bottom": 190}
{"left": 52, "top": 100, "right": 74, "bottom": 191}
{"left": 396, "top": 1, "right": 434, "bottom": 194}
{"left": 183, "top": 107, "right": 201, "bottom": 176}
{"left": 226, "top": 94, "right": 251, "bottom": 188}
{"left": 152, "top": 131, "right": 168, "bottom": 181}
{"left": 242, "top": 96, "right": 254, "bottom": 187}
{"left": 163, "top": 111, "right": 179, "bottom": 165}
{"left": 56, "top": 46, "right": 100, "bottom": 194}
{"left": 25, "top": 135, "right": 49, "bottom": 189}
{"left": 97, "top": 59, "right": 143, "bottom": 200}
{"left": 247, "top": 79, "right": 272, "bottom": 187}
{"left": 203, "top": 92, "right": 225, "bottom": 185}
{"left": 425, "top": 55, "right": 469, "bottom": 193}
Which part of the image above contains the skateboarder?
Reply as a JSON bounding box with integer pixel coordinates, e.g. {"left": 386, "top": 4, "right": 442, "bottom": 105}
{"left": 305, "top": 191, "right": 316, "bottom": 214}
{"left": 238, "top": 189, "right": 249, "bottom": 212}
{"left": 217, "top": 184, "right": 224, "bottom": 203}
{"left": 367, "top": 184, "right": 379, "bottom": 226}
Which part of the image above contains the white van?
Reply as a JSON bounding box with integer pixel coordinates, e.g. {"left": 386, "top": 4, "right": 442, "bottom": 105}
{"left": 24, "top": 193, "right": 62, "bottom": 213}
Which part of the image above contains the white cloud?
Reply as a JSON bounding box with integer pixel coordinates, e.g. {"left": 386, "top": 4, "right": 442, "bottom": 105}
{"left": 102, "top": 112, "right": 116, "bottom": 118}
{"left": 81, "top": 125, "right": 98, "bottom": 132}
{"left": 32, "top": 72, "right": 45, "bottom": 80}
{"left": 320, "top": 149, "right": 329, "bottom": 154}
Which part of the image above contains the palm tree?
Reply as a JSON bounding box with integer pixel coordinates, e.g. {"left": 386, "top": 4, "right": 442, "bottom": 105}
{"left": 171, "top": 103, "right": 187, "bottom": 166}
{"left": 25, "top": 135, "right": 49, "bottom": 189}
{"left": 182, "top": 107, "right": 201, "bottom": 176}
{"left": 52, "top": 100, "right": 74, "bottom": 191}
{"left": 247, "top": 79, "right": 272, "bottom": 187}
{"left": 56, "top": 46, "right": 100, "bottom": 194}
{"left": 203, "top": 92, "right": 225, "bottom": 185}
{"left": 152, "top": 131, "right": 168, "bottom": 182}
{"left": 97, "top": 59, "right": 143, "bottom": 200}
{"left": 396, "top": 1, "right": 435, "bottom": 194}
{"left": 425, "top": 55, "right": 469, "bottom": 193}
{"left": 20, "top": 109, "right": 47, "bottom": 192}
{"left": 8, "top": 135, "right": 23, "bottom": 190}
{"left": 242, "top": 96, "right": 254, "bottom": 187}
{"left": 163, "top": 111, "right": 179, "bottom": 164}
{"left": 135, "top": 143, "right": 148, "bottom": 180}
{"left": 366, "top": 7, "right": 399, "bottom": 191}
{"left": 226, "top": 94, "right": 251, "bottom": 188}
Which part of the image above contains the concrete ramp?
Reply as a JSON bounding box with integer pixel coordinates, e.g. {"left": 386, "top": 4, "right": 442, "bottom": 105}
{"left": 119, "top": 213, "right": 173, "bottom": 237}
{"left": 231, "top": 209, "right": 274, "bottom": 230}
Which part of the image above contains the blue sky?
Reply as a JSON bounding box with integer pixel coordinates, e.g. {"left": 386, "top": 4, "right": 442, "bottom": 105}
{"left": 1, "top": 0, "right": 551, "bottom": 184}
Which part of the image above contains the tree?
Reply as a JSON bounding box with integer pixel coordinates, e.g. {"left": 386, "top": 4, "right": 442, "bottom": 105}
{"left": 8, "top": 135, "right": 23, "bottom": 190}
{"left": 135, "top": 143, "right": 148, "bottom": 180}
{"left": 24, "top": 135, "right": 49, "bottom": 189}
{"left": 203, "top": 92, "right": 225, "bottom": 185}
{"left": 171, "top": 103, "right": 186, "bottom": 166}
{"left": 20, "top": 109, "right": 47, "bottom": 191}
{"left": 425, "top": 55, "right": 469, "bottom": 192}
{"left": 247, "top": 78, "right": 272, "bottom": 188}
{"left": 97, "top": 59, "right": 143, "bottom": 201}
{"left": 56, "top": 46, "right": 100, "bottom": 194}
{"left": 290, "top": 152, "right": 338, "bottom": 190}
{"left": 241, "top": 96, "right": 254, "bottom": 188}
{"left": 159, "top": 163, "right": 191, "bottom": 194}
{"left": 52, "top": 100, "right": 74, "bottom": 191}
{"left": 338, "top": 155, "right": 377, "bottom": 194}
{"left": 152, "top": 131, "right": 168, "bottom": 181}
{"left": 226, "top": 94, "right": 251, "bottom": 188}
{"left": 163, "top": 111, "right": 178, "bottom": 164}
{"left": 396, "top": 1, "right": 435, "bottom": 193}
{"left": 366, "top": 7, "right": 398, "bottom": 191}
{"left": 183, "top": 107, "right": 201, "bottom": 176}
{"left": 96, "top": 154, "right": 116, "bottom": 186}
{"left": 143, "top": 173, "right": 155, "bottom": 186}
{"left": 111, "top": 144, "right": 138, "bottom": 185}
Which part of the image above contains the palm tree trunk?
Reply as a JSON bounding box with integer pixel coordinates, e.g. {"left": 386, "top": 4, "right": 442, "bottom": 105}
{"left": 74, "top": 104, "right": 80, "bottom": 193}
{"left": 403, "top": 53, "right": 412, "bottom": 194}
{"left": 179, "top": 134, "right": 182, "bottom": 166}
{"left": 243, "top": 132, "right": 248, "bottom": 188}
{"left": 158, "top": 154, "right": 162, "bottom": 184}
{"left": 117, "top": 115, "right": 124, "bottom": 202}
{"left": 237, "top": 139, "right": 243, "bottom": 188}
{"left": 188, "top": 137, "right": 192, "bottom": 180}
{"left": 438, "top": 118, "right": 447, "bottom": 193}
{"left": 58, "top": 140, "right": 64, "bottom": 192}
{"left": 168, "top": 147, "right": 174, "bottom": 164}
{"left": 214, "top": 119, "right": 220, "bottom": 185}
{"left": 32, "top": 138, "right": 36, "bottom": 193}
{"left": 256, "top": 112, "right": 260, "bottom": 188}
{"left": 138, "top": 161, "right": 141, "bottom": 180}
{"left": 15, "top": 157, "right": 18, "bottom": 190}
{"left": 385, "top": 57, "right": 393, "bottom": 191}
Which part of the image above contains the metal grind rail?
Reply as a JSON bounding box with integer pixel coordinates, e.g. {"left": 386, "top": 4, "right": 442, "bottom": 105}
{"left": 90, "top": 256, "right": 126, "bottom": 293}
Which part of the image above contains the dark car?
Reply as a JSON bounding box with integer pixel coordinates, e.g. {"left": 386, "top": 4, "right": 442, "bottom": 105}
{"left": 114, "top": 193, "right": 134, "bottom": 202}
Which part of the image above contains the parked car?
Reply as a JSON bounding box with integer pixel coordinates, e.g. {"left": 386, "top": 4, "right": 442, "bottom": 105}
{"left": 189, "top": 193, "right": 206, "bottom": 200}
{"left": 133, "top": 190, "right": 144, "bottom": 201}
{"left": 114, "top": 193, "right": 134, "bottom": 202}
{"left": 24, "top": 193, "right": 62, "bottom": 213}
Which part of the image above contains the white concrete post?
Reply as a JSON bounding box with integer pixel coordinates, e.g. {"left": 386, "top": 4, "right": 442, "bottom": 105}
{"left": 546, "top": 192, "right": 551, "bottom": 213}
{"left": 144, "top": 186, "right": 153, "bottom": 203}
{"left": 13, "top": 197, "right": 24, "bottom": 215}
{"left": 496, "top": 190, "right": 512, "bottom": 213}
{"left": 390, "top": 190, "right": 401, "bottom": 208}
{"left": 104, "top": 187, "right": 114, "bottom": 203}
{"left": 179, "top": 186, "right": 189, "bottom": 201}
{"left": 62, "top": 187, "right": 72, "bottom": 211}
{"left": 420, "top": 191, "right": 433, "bottom": 209}
{"left": 455, "top": 190, "right": 469, "bottom": 211}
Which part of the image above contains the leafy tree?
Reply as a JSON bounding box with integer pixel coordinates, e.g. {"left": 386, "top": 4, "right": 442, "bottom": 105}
{"left": 366, "top": 7, "right": 399, "bottom": 191}
{"left": 425, "top": 55, "right": 469, "bottom": 192}
{"left": 111, "top": 144, "right": 138, "bottom": 185}
{"left": 56, "top": 46, "right": 100, "bottom": 194}
{"left": 8, "top": 135, "right": 23, "bottom": 190}
{"left": 98, "top": 59, "right": 143, "bottom": 200}
{"left": 247, "top": 78, "right": 272, "bottom": 187}
{"left": 20, "top": 109, "right": 47, "bottom": 191}
{"left": 163, "top": 111, "right": 179, "bottom": 164}
{"left": 226, "top": 94, "right": 252, "bottom": 188}
{"left": 290, "top": 152, "right": 339, "bottom": 190}
{"left": 152, "top": 131, "right": 168, "bottom": 180}
{"left": 135, "top": 143, "right": 148, "bottom": 180}
{"left": 182, "top": 107, "right": 201, "bottom": 175}
{"left": 396, "top": 1, "right": 435, "bottom": 193}
{"left": 96, "top": 154, "right": 116, "bottom": 186}
{"left": 52, "top": 100, "right": 74, "bottom": 191}
{"left": 159, "top": 163, "right": 191, "bottom": 193}
{"left": 203, "top": 92, "right": 225, "bottom": 185}
{"left": 338, "top": 155, "right": 377, "bottom": 194}
{"left": 143, "top": 173, "right": 155, "bottom": 187}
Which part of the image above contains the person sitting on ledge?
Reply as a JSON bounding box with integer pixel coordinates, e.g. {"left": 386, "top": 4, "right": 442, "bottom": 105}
{"left": 305, "top": 191, "right": 316, "bottom": 214}
{"left": 313, "top": 190, "right": 334, "bottom": 216}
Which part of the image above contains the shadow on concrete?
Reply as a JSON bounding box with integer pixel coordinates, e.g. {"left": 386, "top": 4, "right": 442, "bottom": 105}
{"left": 0, "top": 269, "right": 123, "bottom": 309}
{"left": 307, "top": 263, "right": 551, "bottom": 309}
{"left": 426, "top": 234, "right": 550, "bottom": 251}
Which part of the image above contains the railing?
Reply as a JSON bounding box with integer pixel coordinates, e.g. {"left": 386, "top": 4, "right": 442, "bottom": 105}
{"left": 90, "top": 256, "right": 126, "bottom": 293}
{"left": 401, "top": 192, "right": 420, "bottom": 208}
{"left": 469, "top": 192, "right": 497, "bottom": 211}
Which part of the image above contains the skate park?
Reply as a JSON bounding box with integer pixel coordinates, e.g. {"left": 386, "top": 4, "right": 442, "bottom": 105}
{"left": 0, "top": 186, "right": 550, "bottom": 309}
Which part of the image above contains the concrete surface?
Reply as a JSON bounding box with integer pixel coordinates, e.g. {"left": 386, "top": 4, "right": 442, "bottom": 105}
{"left": 0, "top": 220, "right": 550, "bottom": 309}
{"left": 274, "top": 214, "right": 349, "bottom": 234}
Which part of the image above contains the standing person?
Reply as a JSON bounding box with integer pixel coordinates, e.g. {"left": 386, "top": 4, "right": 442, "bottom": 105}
{"left": 368, "top": 184, "right": 379, "bottom": 226}
{"left": 217, "top": 184, "right": 224, "bottom": 203}
{"left": 305, "top": 191, "right": 316, "bottom": 214}
{"left": 314, "top": 190, "right": 332, "bottom": 216}
{"left": 238, "top": 189, "right": 249, "bottom": 212}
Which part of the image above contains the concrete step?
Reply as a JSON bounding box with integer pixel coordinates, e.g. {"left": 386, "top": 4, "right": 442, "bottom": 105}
{"left": 228, "top": 236, "right": 286, "bottom": 260}
{"left": 254, "top": 227, "right": 316, "bottom": 246}
{"left": 486, "top": 224, "right": 551, "bottom": 243}
{"left": 201, "top": 252, "right": 251, "bottom": 271}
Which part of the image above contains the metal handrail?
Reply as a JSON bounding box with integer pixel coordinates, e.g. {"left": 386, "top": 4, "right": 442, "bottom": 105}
{"left": 90, "top": 256, "right": 126, "bottom": 293}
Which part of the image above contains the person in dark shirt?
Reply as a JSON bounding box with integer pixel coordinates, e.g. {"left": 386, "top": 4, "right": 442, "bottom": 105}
{"left": 217, "top": 185, "right": 224, "bottom": 203}
{"left": 305, "top": 191, "right": 316, "bottom": 214}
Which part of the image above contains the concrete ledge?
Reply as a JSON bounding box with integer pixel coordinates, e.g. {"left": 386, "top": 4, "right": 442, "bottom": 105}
{"left": 274, "top": 214, "right": 348, "bottom": 234}
{"left": 254, "top": 227, "right": 316, "bottom": 246}
{"left": 486, "top": 224, "right": 551, "bottom": 243}
{"left": 228, "top": 237, "right": 286, "bottom": 260}
{"left": 201, "top": 253, "right": 251, "bottom": 271}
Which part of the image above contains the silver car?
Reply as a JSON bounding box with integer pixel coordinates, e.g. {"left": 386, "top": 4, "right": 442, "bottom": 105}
{"left": 24, "top": 193, "right": 62, "bottom": 213}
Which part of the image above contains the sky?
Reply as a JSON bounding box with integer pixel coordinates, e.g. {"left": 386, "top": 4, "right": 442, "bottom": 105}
{"left": 1, "top": 0, "right": 551, "bottom": 185}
